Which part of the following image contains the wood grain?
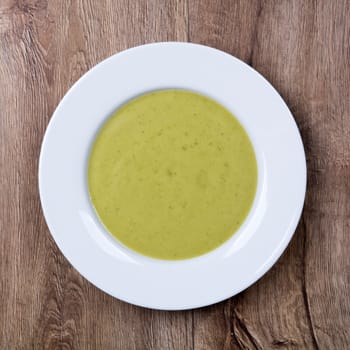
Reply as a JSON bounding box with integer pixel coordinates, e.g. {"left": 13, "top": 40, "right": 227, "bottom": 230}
{"left": 0, "top": 0, "right": 349, "bottom": 349}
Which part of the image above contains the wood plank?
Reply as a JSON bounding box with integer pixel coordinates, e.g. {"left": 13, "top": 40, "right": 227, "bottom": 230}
{"left": 189, "top": 0, "right": 350, "bottom": 349}
{"left": 0, "top": 1, "right": 191, "bottom": 349}
{"left": 1, "top": 0, "right": 349, "bottom": 349}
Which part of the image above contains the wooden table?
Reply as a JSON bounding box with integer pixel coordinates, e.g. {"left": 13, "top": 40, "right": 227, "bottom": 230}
{"left": 1, "top": 1, "right": 349, "bottom": 349}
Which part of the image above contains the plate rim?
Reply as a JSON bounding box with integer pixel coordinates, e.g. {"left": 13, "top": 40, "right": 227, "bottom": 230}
{"left": 39, "top": 42, "right": 307, "bottom": 310}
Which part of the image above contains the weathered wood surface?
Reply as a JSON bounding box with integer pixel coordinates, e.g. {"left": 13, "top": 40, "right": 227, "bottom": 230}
{"left": 0, "top": 1, "right": 349, "bottom": 349}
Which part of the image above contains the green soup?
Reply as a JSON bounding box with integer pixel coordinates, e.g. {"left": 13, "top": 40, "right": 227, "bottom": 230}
{"left": 88, "top": 90, "right": 257, "bottom": 260}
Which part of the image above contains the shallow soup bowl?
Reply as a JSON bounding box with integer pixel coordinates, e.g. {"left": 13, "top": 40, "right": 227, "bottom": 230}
{"left": 39, "top": 42, "right": 306, "bottom": 310}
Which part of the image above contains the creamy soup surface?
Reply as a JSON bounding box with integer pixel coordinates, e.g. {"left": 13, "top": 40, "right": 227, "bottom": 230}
{"left": 88, "top": 90, "right": 257, "bottom": 260}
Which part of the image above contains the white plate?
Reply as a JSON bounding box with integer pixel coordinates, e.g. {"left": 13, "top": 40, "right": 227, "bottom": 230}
{"left": 39, "top": 42, "right": 306, "bottom": 310}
